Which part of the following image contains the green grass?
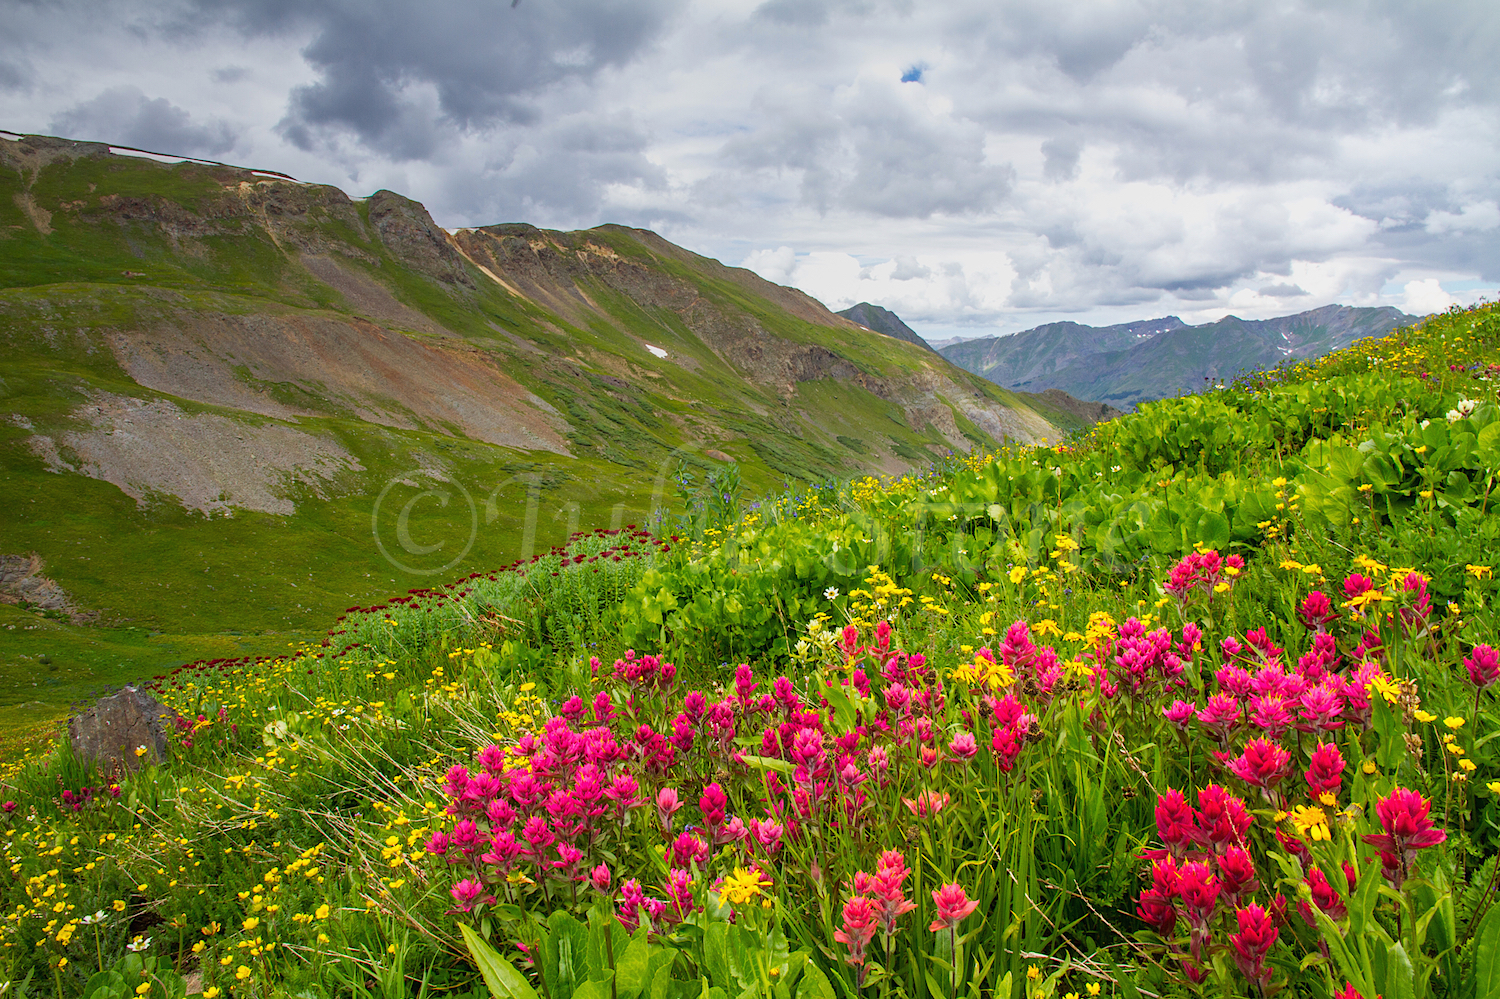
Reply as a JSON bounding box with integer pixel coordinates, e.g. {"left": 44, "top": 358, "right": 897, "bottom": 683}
{"left": 0, "top": 602, "right": 314, "bottom": 733}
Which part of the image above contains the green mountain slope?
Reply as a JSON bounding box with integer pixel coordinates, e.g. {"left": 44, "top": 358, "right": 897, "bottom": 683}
{"left": 0, "top": 133, "right": 1065, "bottom": 710}
{"left": 940, "top": 306, "right": 1416, "bottom": 409}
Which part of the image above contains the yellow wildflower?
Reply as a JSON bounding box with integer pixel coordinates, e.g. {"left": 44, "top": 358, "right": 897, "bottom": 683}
{"left": 719, "top": 868, "right": 775, "bottom": 907}
{"left": 1288, "top": 805, "right": 1331, "bottom": 841}
{"left": 1367, "top": 674, "right": 1401, "bottom": 705}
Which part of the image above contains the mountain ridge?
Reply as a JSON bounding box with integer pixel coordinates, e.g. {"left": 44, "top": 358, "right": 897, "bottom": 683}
{"left": 0, "top": 131, "right": 1070, "bottom": 654}
{"left": 938, "top": 305, "right": 1416, "bottom": 409}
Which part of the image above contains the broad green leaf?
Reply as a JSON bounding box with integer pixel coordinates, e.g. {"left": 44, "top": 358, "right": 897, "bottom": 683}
{"left": 737, "top": 754, "right": 796, "bottom": 776}
{"left": 1311, "top": 906, "right": 1373, "bottom": 997}
{"left": 1382, "top": 942, "right": 1415, "bottom": 999}
{"left": 614, "top": 933, "right": 653, "bottom": 998}
{"left": 572, "top": 981, "right": 611, "bottom": 999}
{"left": 1192, "top": 511, "right": 1230, "bottom": 552}
{"left": 820, "top": 679, "right": 857, "bottom": 732}
{"left": 1373, "top": 695, "right": 1403, "bottom": 769}
{"left": 705, "top": 921, "right": 730, "bottom": 987}
{"left": 727, "top": 924, "right": 756, "bottom": 992}
{"left": 796, "top": 964, "right": 835, "bottom": 999}
{"left": 1422, "top": 419, "right": 1449, "bottom": 453}
{"left": 459, "top": 923, "right": 541, "bottom": 999}
{"left": 1478, "top": 422, "right": 1500, "bottom": 468}
{"left": 83, "top": 971, "right": 125, "bottom": 999}
{"left": 648, "top": 962, "right": 677, "bottom": 999}
{"left": 1472, "top": 903, "right": 1500, "bottom": 998}
{"left": 586, "top": 904, "right": 627, "bottom": 984}
{"left": 544, "top": 910, "right": 589, "bottom": 999}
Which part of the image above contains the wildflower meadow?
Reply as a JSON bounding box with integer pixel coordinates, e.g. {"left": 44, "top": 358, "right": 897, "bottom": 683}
{"left": 4, "top": 302, "right": 1500, "bottom": 998}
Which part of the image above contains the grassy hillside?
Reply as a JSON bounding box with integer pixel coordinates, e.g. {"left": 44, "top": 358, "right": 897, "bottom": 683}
{"left": 0, "top": 302, "right": 1496, "bottom": 999}
{"left": 0, "top": 133, "right": 1065, "bottom": 727}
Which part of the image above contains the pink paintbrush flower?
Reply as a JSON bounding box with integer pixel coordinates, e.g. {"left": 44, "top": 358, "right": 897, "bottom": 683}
{"left": 928, "top": 883, "right": 979, "bottom": 931}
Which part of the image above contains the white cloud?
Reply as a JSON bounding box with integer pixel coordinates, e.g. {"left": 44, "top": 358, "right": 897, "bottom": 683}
{"left": 745, "top": 248, "right": 1018, "bottom": 325}
{"left": 741, "top": 246, "right": 797, "bottom": 286}
{"left": 1425, "top": 200, "right": 1500, "bottom": 234}
{"left": 1402, "top": 278, "right": 1457, "bottom": 316}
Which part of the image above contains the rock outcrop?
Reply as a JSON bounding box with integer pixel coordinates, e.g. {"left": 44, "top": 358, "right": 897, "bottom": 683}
{"left": 68, "top": 688, "right": 182, "bottom": 777}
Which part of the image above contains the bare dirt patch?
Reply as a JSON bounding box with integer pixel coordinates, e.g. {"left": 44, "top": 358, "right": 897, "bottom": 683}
{"left": 300, "top": 254, "right": 446, "bottom": 335}
{"left": 29, "top": 392, "right": 364, "bottom": 515}
{"left": 0, "top": 553, "right": 93, "bottom": 623}
{"left": 12, "top": 193, "right": 51, "bottom": 235}
{"left": 107, "top": 309, "right": 572, "bottom": 453}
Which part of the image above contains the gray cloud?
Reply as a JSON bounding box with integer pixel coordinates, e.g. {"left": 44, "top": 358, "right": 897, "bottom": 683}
{"left": 183, "top": 0, "right": 683, "bottom": 160}
{"left": 48, "top": 85, "right": 237, "bottom": 156}
{"left": 1040, "top": 137, "right": 1079, "bottom": 182}
{"left": 723, "top": 79, "right": 1012, "bottom": 218}
{"left": 0, "top": 59, "right": 29, "bottom": 92}
{"left": 440, "top": 112, "right": 668, "bottom": 228}
{"left": 753, "top": 0, "right": 830, "bottom": 28}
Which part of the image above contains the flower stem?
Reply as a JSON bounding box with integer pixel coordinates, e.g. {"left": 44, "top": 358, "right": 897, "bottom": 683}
{"left": 949, "top": 925, "right": 958, "bottom": 997}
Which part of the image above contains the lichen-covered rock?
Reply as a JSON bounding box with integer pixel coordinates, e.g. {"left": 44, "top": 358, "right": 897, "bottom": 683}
{"left": 68, "top": 688, "right": 181, "bottom": 778}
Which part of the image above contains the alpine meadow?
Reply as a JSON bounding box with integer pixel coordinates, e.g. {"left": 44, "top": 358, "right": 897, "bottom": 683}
{"left": 4, "top": 133, "right": 1500, "bottom": 999}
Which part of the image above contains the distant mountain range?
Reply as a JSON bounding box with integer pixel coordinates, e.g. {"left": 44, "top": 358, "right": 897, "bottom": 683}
{"left": 933, "top": 305, "right": 1419, "bottom": 410}
{"left": 837, "top": 302, "right": 937, "bottom": 353}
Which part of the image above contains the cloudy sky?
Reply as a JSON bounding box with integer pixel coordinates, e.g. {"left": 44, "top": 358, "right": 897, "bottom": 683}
{"left": 4, "top": 0, "right": 1498, "bottom": 339}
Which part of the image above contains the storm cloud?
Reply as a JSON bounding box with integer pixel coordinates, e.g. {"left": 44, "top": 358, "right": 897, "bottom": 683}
{"left": 50, "top": 85, "right": 238, "bottom": 157}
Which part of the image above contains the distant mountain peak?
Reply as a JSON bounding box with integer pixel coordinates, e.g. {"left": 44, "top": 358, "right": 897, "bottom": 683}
{"left": 837, "top": 302, "right": 936, "bottom": 353}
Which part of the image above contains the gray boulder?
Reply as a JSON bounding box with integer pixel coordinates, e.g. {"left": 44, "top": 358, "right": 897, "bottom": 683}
{"left": 68, "top": 688, "right": 181, "bottom": 778}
